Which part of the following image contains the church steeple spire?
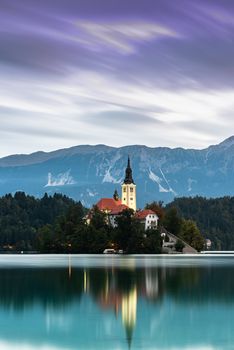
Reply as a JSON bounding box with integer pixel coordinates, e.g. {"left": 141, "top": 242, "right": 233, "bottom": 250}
{"left": 124, "top": 156, "right": 134, "bottom": 185}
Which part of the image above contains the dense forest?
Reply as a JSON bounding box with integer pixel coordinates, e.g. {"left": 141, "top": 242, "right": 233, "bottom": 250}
{"left": 166, "top": 196, "right": 234, "bottom": 250}
{"left": 0, "top": 192, "right": 76, "bottom": 251}
{"left": 0, "top": 192, "right": 232, "bottom": 252}
{"left": 0, "top": 192, "right": 162, "bottom": 253}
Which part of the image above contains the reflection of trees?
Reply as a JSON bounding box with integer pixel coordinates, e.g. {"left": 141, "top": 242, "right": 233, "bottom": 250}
{"left": 166, "top": 267, "right": 234, "bottom": 304}
{"left": 0, "top": 268, "right": 84, "bottom": 310}
{"left": 1, "top": 265, "right": 234, "bottom": 312}
{"left": 165, "top": 267, "right": 200, "bottom": 300}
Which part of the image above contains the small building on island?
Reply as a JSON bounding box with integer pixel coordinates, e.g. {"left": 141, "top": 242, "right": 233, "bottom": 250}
{"left": 135, "top": 209, "right": 159, "bottom": 231}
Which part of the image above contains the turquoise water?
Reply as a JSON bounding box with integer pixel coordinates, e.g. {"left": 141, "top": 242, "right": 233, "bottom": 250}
{"left": 0, "top": 255, "right": 233, "bottom": 349}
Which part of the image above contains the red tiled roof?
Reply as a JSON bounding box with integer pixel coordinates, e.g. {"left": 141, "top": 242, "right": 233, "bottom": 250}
{"left": 135, "top": 209, "right": 158, "bottom": 220}
{"left": 96, "top": 198, "right": 122, "bottom": 211}
{"left": 110, "top": 204, "right": 129, "bottom": 215}
{"left": 96, "top": 198, "right": 128, "bottom": 215}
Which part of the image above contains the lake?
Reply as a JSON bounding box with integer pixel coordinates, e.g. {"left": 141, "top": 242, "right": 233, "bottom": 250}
{"left": 0, "top": 254, "right": 233, "bottom": 350}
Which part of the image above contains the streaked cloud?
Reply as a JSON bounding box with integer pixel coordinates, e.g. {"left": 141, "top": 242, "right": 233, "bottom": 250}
{"left": 83, "top": 111, "right": 163, "bottom": 129}
{"left": 0, "top": 0, "right": 234, "bottom": 156}
{"left": 76, "top": 21, "right": 179, "bottom": 54}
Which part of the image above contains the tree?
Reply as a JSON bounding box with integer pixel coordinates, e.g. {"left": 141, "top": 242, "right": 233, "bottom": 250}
{"left": 165, "top": 196, "right": 234, "bottom": 250}
{"left": 73, "top": 225, "right": 109, "bottom": 254}
{"left": 163, "top": 207, "right": 182, "bottom": 236}
{"left": 37, "top": 225, "right": 55, "bottom": 253}
{"left": 114, "top": 209, "right": 133, "bottom": 250}
{"left": 0, "top": 192, "right": 82, "bottom": 252}
{"left": 174, "top": 239, "right": 185, "bottom": 252}
{"left": 90, "top": 206, "right": 108, "bottom": 230}
{"left": 144, "top": 229, "right": 162, "bottom": 253}
{"left": 114, "top": 209, "right": 145, "bottom": 253}
{"left": 180, "top": 219, "right": 204, "bottom": 252}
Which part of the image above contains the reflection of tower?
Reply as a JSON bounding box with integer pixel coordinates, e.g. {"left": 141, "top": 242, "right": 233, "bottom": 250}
{"left": 83, "top": 269, "right": 89, "bottom": 293}
{"left": 68, "top": 255, "right": 72, "bottom": 279}
{"left": 121, "top": 287, "right": 137, "bottom": 349}
{"left": 121, "top": 157, "right": 137, "bottom": 211}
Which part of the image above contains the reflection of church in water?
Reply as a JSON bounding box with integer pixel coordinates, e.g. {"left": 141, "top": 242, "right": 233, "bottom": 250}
{"left": 122, "top": 287, "right": 137, "bottom": 348}
{"left": 80, "top": 268, "right": 136, "bottom": 347}
{"left": 82, "top": 268, "right": 138, "bottom": 348}
{"left": 70, "top": 263, "right": 163, "bottom": 349}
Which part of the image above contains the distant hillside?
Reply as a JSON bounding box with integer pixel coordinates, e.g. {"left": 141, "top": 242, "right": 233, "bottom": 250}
{"left": 1, "top": 137, "right": 234, "bottom": 207}
{"left": 167, "top": 196, "right": 234, "bottom": 250}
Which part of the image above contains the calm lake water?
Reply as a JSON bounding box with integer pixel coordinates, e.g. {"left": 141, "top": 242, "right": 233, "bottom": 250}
{"left": 0, "top": 254, "right": 234, "bottom": 350}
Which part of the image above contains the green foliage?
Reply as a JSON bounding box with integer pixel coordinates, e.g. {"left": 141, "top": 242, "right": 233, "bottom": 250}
{"left": 174, "top": 239, "right": 185, "bottom": 252}
{"left": 0, "top": 192, "right": 75, "bottom": 251}
{"left": 166, "top": 196, "right": 234, "bottom": 250}
{"left": 2, "top": 192, "right": 226, "bottom": 254}
{"left": 73, "top": 225, "right": 109, "bottom": 254}
{"left": 114, "top": 209, "right": 143, "bottom": 253}
{"left": 180, "top": 219, "right": 205, "bottom": 252}
{"left": 90, "top": 206, "right": 108, "bottom": 230}
{"left": 69, "top": 207, "right": 109, "bottom": 254}
{"left": 0, "top": 192, "right": 162, "bottom": 254}
{"left": 163, "top": 207, "right": 182, "bottom": 236}
{"left": 144, "top": 229, "right": 162, "bottom": 254}
{"left": 162, "top": 205, "right": 204, "bottom": 251}
{"left": 37, "top": 224, "right": 56, "bottom": 253}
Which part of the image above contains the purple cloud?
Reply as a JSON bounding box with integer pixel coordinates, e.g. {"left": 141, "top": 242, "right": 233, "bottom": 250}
{"left": 0, "top": 0, "right": 234, "bottom": 156}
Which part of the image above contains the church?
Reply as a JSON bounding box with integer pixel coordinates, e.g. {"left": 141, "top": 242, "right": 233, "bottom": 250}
{"left": 95, "top": 157, "right": 136, "bottom": 227}
{"left": 95, "top": 157, "right": 159, "bottom": 229}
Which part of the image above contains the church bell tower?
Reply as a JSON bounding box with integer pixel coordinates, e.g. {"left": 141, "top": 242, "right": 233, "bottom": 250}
{"left": 121, "top": 157, "right": 137, "bottom": 211}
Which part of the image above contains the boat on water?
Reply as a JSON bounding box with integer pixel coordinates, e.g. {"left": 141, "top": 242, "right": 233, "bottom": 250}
{"left": 103, "top": 249, "right": 123, "bottom": 255}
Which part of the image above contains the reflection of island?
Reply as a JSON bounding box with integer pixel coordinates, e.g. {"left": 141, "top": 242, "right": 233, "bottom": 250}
{"left": 84, "top": 269, "right": 138, "bottom": 347}
{"left": 0, "top": 263, "right": 234, "bottom": 348}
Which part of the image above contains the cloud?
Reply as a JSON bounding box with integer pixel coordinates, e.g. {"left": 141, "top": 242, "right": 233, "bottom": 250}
{"left": 83, "top": 111, "right": 163, "bottom": 128}
{"left": 0, "top": 65, "right": 234, "bottom": 155}
{"left": 76, "top": 21, "right": 179, "bottom": 54}
{"left": 1, "top": 0, "right": 234, "bottom": 156}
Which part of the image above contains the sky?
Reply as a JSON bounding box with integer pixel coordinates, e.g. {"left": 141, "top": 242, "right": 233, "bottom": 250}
{"left": 1, "top": 0, "right": 234, "bottom": 157}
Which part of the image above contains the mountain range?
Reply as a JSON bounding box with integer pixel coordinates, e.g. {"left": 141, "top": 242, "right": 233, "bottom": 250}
{"left": 1, "top": 136, "right": 234, "bottom": 208}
